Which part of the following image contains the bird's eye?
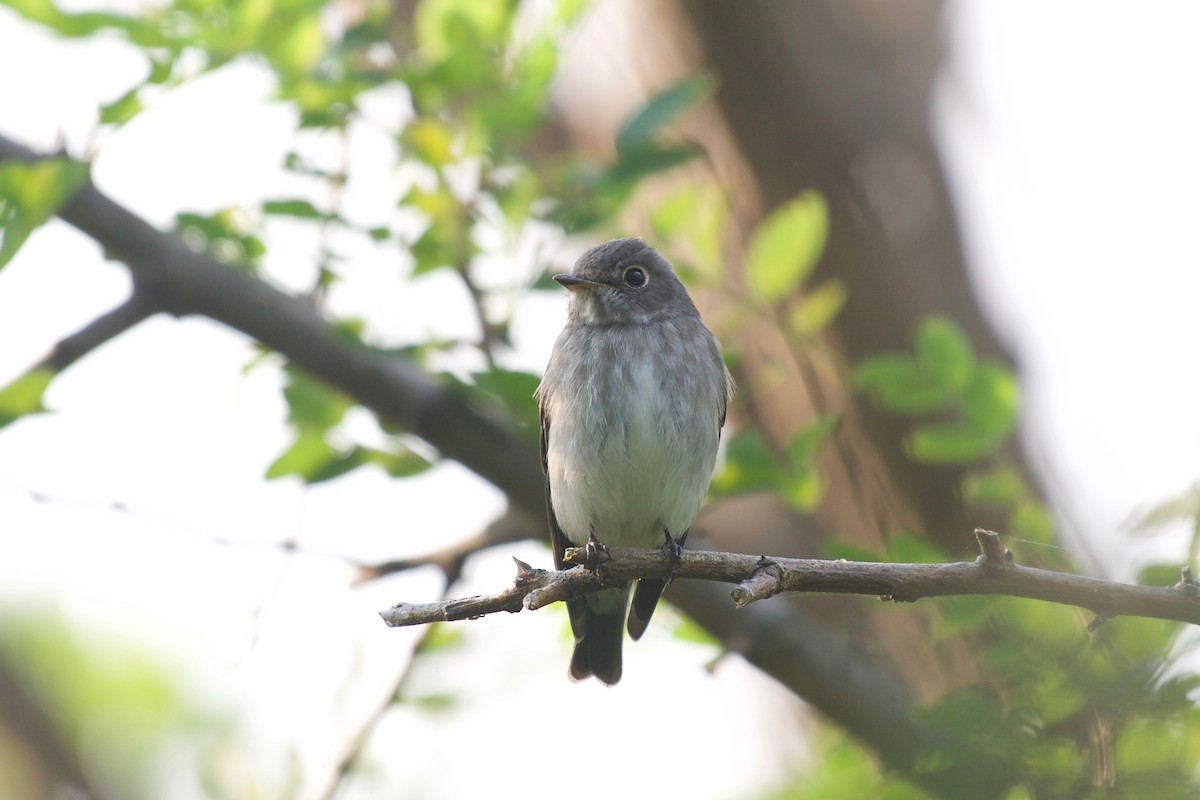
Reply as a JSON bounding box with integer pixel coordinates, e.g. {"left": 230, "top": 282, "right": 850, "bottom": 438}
{"left": 623, "top": 266, "right": 648, "bottom": 288}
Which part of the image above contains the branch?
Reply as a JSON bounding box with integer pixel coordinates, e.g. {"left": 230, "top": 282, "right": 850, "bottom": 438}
{"left": 380, "top": 530, "right": 1200, "bottom": 628}
{"left": 36, "top": 292, "right": 157, "bottom": 373}
{"left": 0, "top": 134, "right": 545, "bottom": 516}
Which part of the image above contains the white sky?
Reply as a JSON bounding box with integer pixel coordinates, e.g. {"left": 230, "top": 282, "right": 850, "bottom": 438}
{"left": 2, "top": 2, "right": 1200, "bottom": 799}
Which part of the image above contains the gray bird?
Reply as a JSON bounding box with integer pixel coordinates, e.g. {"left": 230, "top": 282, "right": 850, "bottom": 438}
{"left": 535, "top": 237, "right": 733, "bottom": 685}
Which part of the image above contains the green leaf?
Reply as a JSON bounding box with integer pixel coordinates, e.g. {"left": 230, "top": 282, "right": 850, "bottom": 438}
{"left": 853, "top": 355, "right": 954, "bottom": 415}
{"left": 0, "top": 158, "right": 88, "bottom": 269}
{"left": 787, "top": 416, "right": 838, "bottom": 466}
{"left": 783, "top": 468, "right": 823, "bottom": 511}
{"left": 1008, "top": 502, "right": 1055, "bottom": 544}
{"left": 282, "top": 369, "right": 350, "bottom": 430}
{"left": 670, "top": 616, "right": 720, "bottom": 646}
{"left": 471, "top": 368, "right": 541, "bottom": 432}
{"left": 1137, "top": 563, "right": 1188, "bottom": 588}
{"left": 266, "top": 429, "right": 336, "bottom": 480}
{"left": 414, "top": 622, "right": 465, "bottom": 654}
{"left": 607, "top": 143, "right": 700, "bottom": 184}
{"left": 789, "top": 278, "right": 847, "bottom": 336}
{"left": 915, "top": 317, "right": 974, "bottom": 394}
{"left": 886, "top": 533, "right": 946, "bottom": 564}
{"left": 616, "top": 74, "right": 713, "bottom": 155}
{"left": 99, "top": 87, "right": 144, "bottom": 127}
{"left": 906, "top": 422, "right": 995, "bottom": 464}
{"left": 710, "top": 429, "right": 782, "bottom": 496}
{"left": 366, "top": 444, "right": 433, "bottom": 478}
{"left": 962, "top": 467, "right": 1027, "bottom": 507}
{"left": 746, "top": 191, "right": 829, "bottom": 303}
{"left": 962, "top": 362, "right": 1019, "bottom": 438}
{"left": 0, "top": 368, "right": 54, "bottom": 428}
{"left": 262, "top": 198, "right": 325, "bottom": 219}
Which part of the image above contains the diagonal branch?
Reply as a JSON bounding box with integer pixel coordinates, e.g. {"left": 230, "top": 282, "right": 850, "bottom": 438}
{"left": 36, "top": 292, "right": 157, "bottom": 373}
{"left": 0, "top": 134, "right": 546, "bottom": 516}
{"left": 380, "top": 530, "right": 1200, "bottom": 628}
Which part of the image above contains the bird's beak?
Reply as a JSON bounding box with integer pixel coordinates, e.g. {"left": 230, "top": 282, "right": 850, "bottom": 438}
{"left": 554, "top": 274, "right": 610, "bottom": 292}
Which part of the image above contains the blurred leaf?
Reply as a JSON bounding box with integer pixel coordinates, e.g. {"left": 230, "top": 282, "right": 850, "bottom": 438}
{"left": 789, "top": 278, "right": 847, "bottom": 336}
{"left": 0, "top": 157, "right": 88, "bottom": 269}
{"left": 404, "top": 118, "right": 457, "bottom": 166}
{"left": 710, "top": 429, "right": 782, "bottom": 496}
{"left": 1129, "top": 484, "right": 1200, "bottom": 535}
{"left": 671, "top": 616, "right": 720, "bottom": 646}
{"left": 175, "top": 208, "right": 265, "bottom": 268}
{"left": 886, "top": 533, "right": 946, "bottom": 564}
{"left": 366, "top": 443, "right": 433, "bottom": 478}
{"left": 822, "top": 540, "right": 883, "bottom": 562}
{"left": 962, "top": 362, "right": 1019, "bottom": 439}
{"left": 282, "top": 369, "right": 351, "bottom": 430}
{"left": 0, "top": 368, "right": 54, "bottom": 428}
{"left": 915, "top": 317, "right": 974, "bottom": 394}
{"left": 746, "top": 191, "right": 828, "bottom": 304}
{"left": 262, "top": 198, "right": 325, "bottom": 219}
{"left": 906, "top": 422, "right": 995, "bottom": 464}
{"left": 853, "top": 355, "right": 954, "bottom": 415}
{"left": 265, "top": 428, "right": 336, "bottom": 481}
{"left": 1116, "top": 719, "right": 1190, "bottom": 775}
{"left": 1008, "top": 502, "right": 1055, "bottom": 545}
{"left": 607, "top": 143, "right": 699, "bottom": 185}
{"left": 414, "top": 622, "right": 466, "bottom": 654}
{"left": 471, "top": 367, "right": 541, "bottom": 431}
{"left": 409, "top": 692, "right": 460, "bottom": 713}
{"left": 787, "top": 416, "right": 838, "bottom": 466}
{"left": 99, "top": 86, "right": 143, "bottom": 126}
{"left": 616, "top": 74, "right": 713, "bottom": 155}
{"left": 650, "top": 183, "right": 727, "bottom": 281}
{"left": 935, "top": 596, "right": 993, "bottom": 640}
{"left": 1137, "top": 563, "right": 1187, "bottom": 588}
{"left": 963, "top": 467, "right": 1027, "bottom": 508}
{"left": 782, "top": 468, "right": 823, "bottom": 511}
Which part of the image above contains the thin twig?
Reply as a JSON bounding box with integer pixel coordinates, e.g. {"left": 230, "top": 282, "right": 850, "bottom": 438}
{"left": 36, "top": 292, "right": 157, "bottom": 373}
{"left": 380, "top": 529, "right": 1200, "bottom": 628}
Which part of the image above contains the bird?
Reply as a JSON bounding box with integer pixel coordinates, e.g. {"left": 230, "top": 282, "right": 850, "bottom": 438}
{"left": 535, "top": 237, "right": 733, "bottom": 685}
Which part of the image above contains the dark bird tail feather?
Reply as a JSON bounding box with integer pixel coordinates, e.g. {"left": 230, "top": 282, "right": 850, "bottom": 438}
{"left": 567, "top": 590, "right": 626, "bottom": 685}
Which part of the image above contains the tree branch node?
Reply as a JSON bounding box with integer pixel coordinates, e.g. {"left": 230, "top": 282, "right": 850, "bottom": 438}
{"left": 974, "top": 527, "right": 1011, "bottom": 566}
{"left": 731, "top": 556, "right": 786, "bottom": 607}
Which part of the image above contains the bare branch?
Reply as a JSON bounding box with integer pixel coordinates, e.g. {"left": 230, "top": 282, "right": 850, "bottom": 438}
{"left": 380, "top": 529, "right": 1200, "bottom": 628}
{"left": 36, "top": 292, "right": 156, "bottom": 373}
{"left": 355, "top": 507, "right": 540, "bottom": 587}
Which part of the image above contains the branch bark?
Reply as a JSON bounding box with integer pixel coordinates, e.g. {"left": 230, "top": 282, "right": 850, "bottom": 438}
{"left": 380, "top": 530, "right": 1200, "bottom": 628}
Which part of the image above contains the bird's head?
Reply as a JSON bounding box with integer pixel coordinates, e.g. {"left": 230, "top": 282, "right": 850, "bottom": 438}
{"left": 554, "top": 238, "right": 698, "bottom": 327}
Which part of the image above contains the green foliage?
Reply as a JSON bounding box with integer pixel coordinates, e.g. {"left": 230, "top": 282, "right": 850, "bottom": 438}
{"left": 0, "top": 157, "right": 88, "bottom": 269}
{"left": 0, "top": 0, "right": 716, "bottom": 472}
{"left": 616, "top": 74, "right": 713, "bottom": 154}
{"left": 746, "top": 191, "right": 829, "bottom": 304}
{"left": 0, "top": 367, "right": 53, "bottom": 429}
{"left": 710, "top": 418, "right": 836, "bottom": 512}
{"left": 175, "top": 208, "right": 266, "bottom": 268}
{"left": 266, "top": 367, "right": 432, "bottom": 483}
{"left": 855, "top": 317, "right": 1018, "bottom": 464}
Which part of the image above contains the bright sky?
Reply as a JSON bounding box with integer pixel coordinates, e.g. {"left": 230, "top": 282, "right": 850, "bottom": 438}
{"left": 2, "top": 2, "right": 1200, "bottom": 799}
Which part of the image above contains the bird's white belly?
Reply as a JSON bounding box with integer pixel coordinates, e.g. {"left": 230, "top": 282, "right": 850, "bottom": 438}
{"left": 547, "top": 360, "right": 717, "bottom": 548}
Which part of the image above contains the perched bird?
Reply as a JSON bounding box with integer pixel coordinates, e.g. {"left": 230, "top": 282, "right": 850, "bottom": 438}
{"left": 535, "top": 237, "right": 733, "bottom": 685}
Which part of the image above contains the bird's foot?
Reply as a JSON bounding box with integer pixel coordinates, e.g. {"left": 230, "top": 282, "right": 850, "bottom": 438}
{"left": 585, "top": 528, "right": 612, "bottom": 583}
{"left": 661, "top": 527, "right": 683, "bottom": 584}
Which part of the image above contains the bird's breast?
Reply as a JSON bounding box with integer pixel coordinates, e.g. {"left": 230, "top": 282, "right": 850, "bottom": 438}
{"left": 545, "top": 330, "right": 720, "bottom": 548}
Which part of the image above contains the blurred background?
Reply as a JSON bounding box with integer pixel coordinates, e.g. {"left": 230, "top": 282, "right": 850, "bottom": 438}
{"left": 3, "top": 1, "right": 1200, "bottom": 798}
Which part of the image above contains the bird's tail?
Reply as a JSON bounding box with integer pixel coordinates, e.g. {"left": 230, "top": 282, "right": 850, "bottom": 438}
{"left": 567, "top": 587, "right": 627, "bottom": 685}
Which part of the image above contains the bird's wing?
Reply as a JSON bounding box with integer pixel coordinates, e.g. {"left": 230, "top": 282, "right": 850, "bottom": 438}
{"left": 539, "top": 398, "right": 570, "bottom": 571}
